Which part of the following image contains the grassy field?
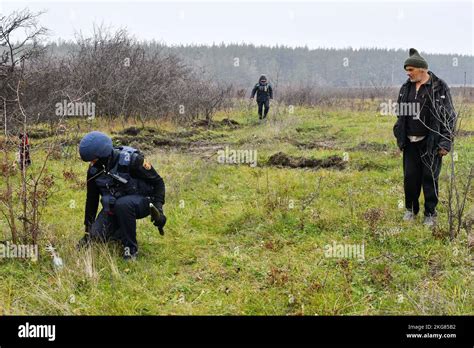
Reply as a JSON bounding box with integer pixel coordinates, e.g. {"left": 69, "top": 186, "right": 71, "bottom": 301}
{"left": 1, "top": 101, "right": 473, "bottom": 315}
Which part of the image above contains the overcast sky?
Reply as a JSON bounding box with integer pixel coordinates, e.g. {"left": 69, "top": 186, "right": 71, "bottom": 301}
{"left": 1, "top": 0, "right": 472, "bottom": 55}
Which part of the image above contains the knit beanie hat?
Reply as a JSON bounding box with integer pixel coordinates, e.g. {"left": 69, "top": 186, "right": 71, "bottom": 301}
{"left": 404, "top": 48, "right": 428, "bottom": 69}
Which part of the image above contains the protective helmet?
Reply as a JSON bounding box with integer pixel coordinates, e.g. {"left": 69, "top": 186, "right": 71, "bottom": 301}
{"left": 79, "top": 131, "right": 113, "bottom": 162}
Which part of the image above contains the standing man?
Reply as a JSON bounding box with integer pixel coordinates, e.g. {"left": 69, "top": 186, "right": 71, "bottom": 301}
{"left": 77, "top": 131, "right": 167, "bottom": 260}
{"left": 250, "top": 74, "right": 273, "bottom": 120}
{"left": 393, "top": 48, "right": 456, "bottom": 226}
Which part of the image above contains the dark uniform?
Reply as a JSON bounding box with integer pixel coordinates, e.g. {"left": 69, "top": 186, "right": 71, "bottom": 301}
{"left": 84, "top": 147, "right": 165, "bottom": 256}
{"left": 78, "top": 132, "right": 166, "bottom": 260}
{"left": 250, "top": 75, "right": 273, "bottom": 119}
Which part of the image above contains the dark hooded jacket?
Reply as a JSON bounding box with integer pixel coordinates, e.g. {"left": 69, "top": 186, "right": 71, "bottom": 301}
{"left": 84, "top": 148, "right": 165, "bottom": 231}
{"left": 393, "top": 71, "right": 456, "bottom": 153}
{"left": 251, "top": 76, "right": 273, "bottom": 102}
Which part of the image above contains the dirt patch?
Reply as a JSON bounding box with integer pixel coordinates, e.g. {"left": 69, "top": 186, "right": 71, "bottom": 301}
{"left": 267, "top": 152, "right": 346, "bottom": 170}
{"left": 457, "top": 130, "right": 474, "bottom": 137}
{"left": 113, "top": 133, "right": 228, "bottom": 158}
{"left": 280, "top": 135, "right": 339, "bottom": 150}
{"left": 122, "top": 135, "right": 183, "bottom": 145}
{"left": 219, "top": 118, "right": 240, "bottom": 127}
{"left": 151, "top": 138, "right": 185, "bottom": 147}
{"left": 117, "top": 126, "right": 163, "bottom": 136}
{"left": 119, "top": 126, "right": 141, "bottom": 136}
{"left": 173, "top": 129, "right": 200, "bottom": 138}
{"left": 295, "top": 125, "right": 330, "bottom": 133}
{"left": 349, "top": 141, "right": 389, "bottom": 152}
{"left": 192, "top": 118, "right": 240, "bottom": 129}
{"left": 187, "top": 142, "right": 227, "bottom": 157}
{"left": 112, "top": 135, "right": 186, "bottom": 153}
{"left": 113, "top": 126, "right": 200, "bottom": 150}
{"left": 290, "top": 139, "right": 338, "bottom": 150}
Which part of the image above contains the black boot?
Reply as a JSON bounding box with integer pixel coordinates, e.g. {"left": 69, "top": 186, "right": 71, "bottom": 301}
{"left": 123, "top": 246, "right": 138, "bottom": 261}
{"left": 76, "top": 234, "right": 91, "bottom": 250}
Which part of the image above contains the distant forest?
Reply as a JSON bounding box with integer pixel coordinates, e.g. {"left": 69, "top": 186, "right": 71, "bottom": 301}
{"left": 48, "top": 41, "right": 473, "bottom": 89}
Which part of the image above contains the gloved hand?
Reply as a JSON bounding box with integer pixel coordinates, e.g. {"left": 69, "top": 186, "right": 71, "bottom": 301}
{"left": 149, "top": 200, "right": 166, "bottom": 235}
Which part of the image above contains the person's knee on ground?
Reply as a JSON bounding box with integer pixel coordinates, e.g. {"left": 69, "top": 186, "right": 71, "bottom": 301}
{"left": 113, "top": 195, "right": 150, "bottom": 257}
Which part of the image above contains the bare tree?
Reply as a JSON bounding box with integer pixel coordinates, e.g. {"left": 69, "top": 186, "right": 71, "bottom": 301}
{"left": 0, "top": 9, "right": 59, "bottom": 246}
{"left": 0, "top": 9, "right": 48, "bottom": 133}
{"left": 418, "top": 83, "right": 472, "bottom": 240}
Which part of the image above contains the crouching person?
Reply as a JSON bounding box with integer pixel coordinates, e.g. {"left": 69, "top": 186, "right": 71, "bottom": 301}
{"left": 77, "top": 131, "right": 166, "bottom": 260}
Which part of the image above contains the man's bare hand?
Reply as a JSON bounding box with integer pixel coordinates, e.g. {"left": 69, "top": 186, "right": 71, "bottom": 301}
{"left": 438, "top": 148, "right": 449, "bottom": 156}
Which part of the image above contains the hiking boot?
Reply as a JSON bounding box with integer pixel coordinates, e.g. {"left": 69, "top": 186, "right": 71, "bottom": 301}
{"left": 123, "top": 246, "right": 138, "bottom": 261}
{"left": 403, "top": 210, "right": 416, "bottom": 222}
{"left": 423, "top": 215, "right": 437, "bottom": 227}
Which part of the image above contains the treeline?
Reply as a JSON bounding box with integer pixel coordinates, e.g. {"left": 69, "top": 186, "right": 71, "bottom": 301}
{"left": 162, "top": 44, "right": 473, "bottom": 89}
{"left": 48, "top": 42, "right": 474, "bottom": 89}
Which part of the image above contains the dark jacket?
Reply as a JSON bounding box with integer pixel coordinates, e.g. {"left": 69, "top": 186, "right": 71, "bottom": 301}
{"left": 393, "top": 71, "right": 456, "bottom": 153}
{"left": 84, "top": 149, "right": 165, "bottom": 230}
{"left": 251, "top": 82, "right": 273, "bottom": 102}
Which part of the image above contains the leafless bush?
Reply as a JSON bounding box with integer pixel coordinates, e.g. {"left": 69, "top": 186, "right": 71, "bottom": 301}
{"left": 1, "top": 9, "right": 48, "bottom": 133}
{"left": 172, "top": 72, "right": 233, "bottom": 124}
{"left": 274, "top": 85, "right": 473, "bottom": 109}
{"left": 0, "top": 9, "right": 62, "bottom": 245}
{"left": 419, "top": 86, "right": 472, "bottom": 240}
{"left": 1, "top": 20, "right": 233, "bottom": 128}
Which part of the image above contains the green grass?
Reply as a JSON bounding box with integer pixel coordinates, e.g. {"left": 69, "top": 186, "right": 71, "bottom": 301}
{"left": 0, "top": 102, "right": 473, "bottom": 315}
